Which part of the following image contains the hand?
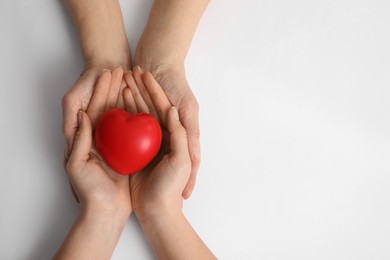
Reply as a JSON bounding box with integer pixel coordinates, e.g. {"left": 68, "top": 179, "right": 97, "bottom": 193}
{"left": 122, "top": 68, "right": 215, "bottom": 259}
{"left": 132, "top": 64, "right": 200, "bottom": 199}
{"left": 55, "top": 70, "right": 131, "bottom": 259}
{"left": 62, "top": 64, "right": 128, "bottom": 201}
{"left": 65, "top": 68, "right": 131, "bottom": 215}
{"left": 123, "top": 68, "right": 191, "bottom": 218}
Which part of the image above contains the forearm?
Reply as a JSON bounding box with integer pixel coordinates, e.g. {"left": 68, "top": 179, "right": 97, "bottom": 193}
{"left": 53, "top": 209, "right": 128, "bottom": 260}
{"left": 135, "top": 0, "right": 210, "bottom": 67}
{"left": 65, "top": 0, "right": 130, "bottom": 68}
{"left": 138, "top": 210, "right": 216, "bottom": 260}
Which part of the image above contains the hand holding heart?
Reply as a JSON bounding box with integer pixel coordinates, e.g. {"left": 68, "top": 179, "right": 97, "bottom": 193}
{"left": 65, "top": 67, "right": 132, "bottom": 216}
{"left": 123, "top": 68, "right": 191, "bottom": 217}
{"left": 65, "top": 66, "right": 191, "bottom": 218}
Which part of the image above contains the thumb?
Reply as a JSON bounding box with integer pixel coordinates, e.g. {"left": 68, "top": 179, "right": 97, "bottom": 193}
{"left": 67, "top": 110, "right": 92, "bottom": 167}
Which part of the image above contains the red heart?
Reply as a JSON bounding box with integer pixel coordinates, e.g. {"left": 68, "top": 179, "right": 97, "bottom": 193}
{"left": 94, "top": 108, "right": 162, "bottom": 175}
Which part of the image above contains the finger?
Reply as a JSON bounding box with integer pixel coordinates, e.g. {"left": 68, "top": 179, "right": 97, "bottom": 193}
{"left": 106, "top": 66, "right": 124, "bottom": 110}
{"left": 67, "top": 111, "right": 92, "bottom": 169}
{"left": 142, "top": 71, "right": 172, "bottom": 126}
{"left": 133, "top": 66, "right": 159, "bottom": 119}
{"left": 167, "top": 107, "right": 189, "bottom": 158}
{"left": 87, "top": 70, "right": 112, "bottom": 127}
{"left": 124, "top": 71, "right": 149, "bottom": 113}
{"left": 116, "top": 79, "right": 127, "bottom": 110}
{"left": 123, "top": 87, "right": 138, "bottom": 114}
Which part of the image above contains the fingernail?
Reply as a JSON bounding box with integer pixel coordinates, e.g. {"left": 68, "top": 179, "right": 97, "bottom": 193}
{"left": 114, "top": 64, "right": 121, "bottom": 68}
{"left": 103, "top": 69, "right": 110, "bottom": 72}
{"left": 78, "top": 110, "right": 83, "bottom": 124}
{"left": 172, "top": 107, "right": 179, "bottom": 121}
{"left": 136, "top": 66, "right": 143, "bottom": 72}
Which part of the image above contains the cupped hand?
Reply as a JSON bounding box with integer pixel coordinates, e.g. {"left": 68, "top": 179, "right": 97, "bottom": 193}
{"left": 62, "top": 64, "right": 128, "bottom": 201}
{"left": 131, "top": 64, "right": 200, "bottom": 199}
{"left": 65, "top": 68, "right": 131, "bottom": 216}
{"left": 123, "top": 68, "right": 191, "bottom": 217}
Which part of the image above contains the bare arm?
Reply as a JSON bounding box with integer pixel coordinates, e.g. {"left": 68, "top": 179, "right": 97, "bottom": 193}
{"left": 53, "top": 209, "right": 128, "bottom": 260}
{"left": 138, "top": 210, "right": 216, "bottom": 260}
{"left": 135, "top": 0, "right": 210, "bottom": 67}
{"left": 65, "top": 0, "right": 130, "bottom": 68}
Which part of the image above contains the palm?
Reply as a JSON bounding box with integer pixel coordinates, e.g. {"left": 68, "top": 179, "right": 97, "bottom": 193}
{"left": 75, "top": 152, "right": 130, "bottom": 210}
{"left": 130, "top": 156, "right": 174, "bottom": 212}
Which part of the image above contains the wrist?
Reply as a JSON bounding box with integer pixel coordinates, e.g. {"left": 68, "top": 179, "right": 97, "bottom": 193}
{"left": 82, "top": 46, "right": 130, "bottom": 70}
{"left": 134, "top": 46, "right": 185, "bottom": 72}
{"left": 135, "top": 204, "right": 182, "bottom": 227}
{"left": 133, "top": 53, "right": 185, "bottom": 79}
{"left": 136, "top": 206, "right": 184, "bottom": 234}
{"left": 80, "top": 206, "right": 130, "bottom": 233}
{"left": 66, "top": 0, "right": 131, "bottom": 70}
{"left": 83, "top": 59, "right": 130, "bottom": 72}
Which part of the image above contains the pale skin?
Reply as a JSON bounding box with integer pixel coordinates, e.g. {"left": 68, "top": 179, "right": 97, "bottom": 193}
{"left": 59, "top": 0, "right": 214, "bottom": 257}
{"left": 62, "top": 0, "right": 209, "bottom": 199}
{"left": 54, "top": 69, "right": 216, "bottom": 259}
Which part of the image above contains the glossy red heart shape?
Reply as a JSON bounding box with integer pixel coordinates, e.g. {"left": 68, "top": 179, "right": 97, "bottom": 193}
{"left": 94, "top": 108, "right": 162, "bottom": 175}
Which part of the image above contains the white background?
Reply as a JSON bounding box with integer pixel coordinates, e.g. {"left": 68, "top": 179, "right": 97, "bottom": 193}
{"left": 1, "top": 0, "right": 389, "bottom": 259}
